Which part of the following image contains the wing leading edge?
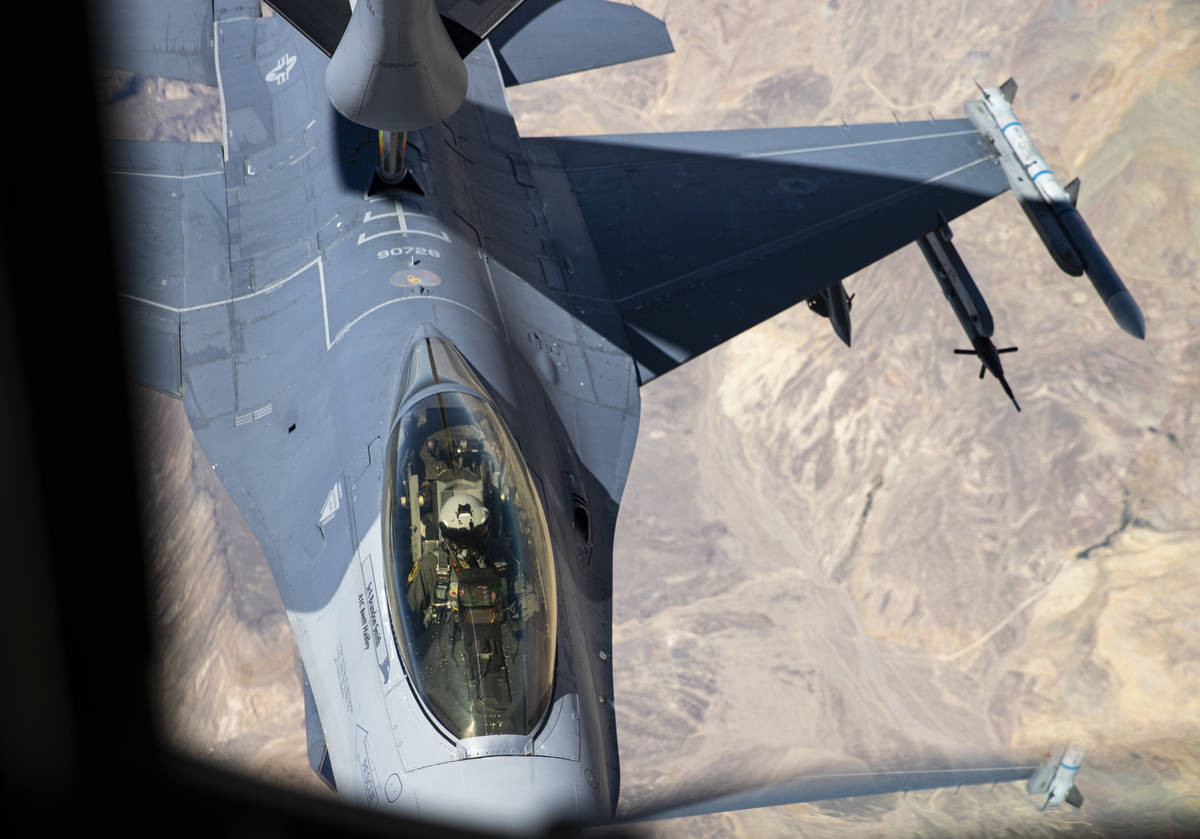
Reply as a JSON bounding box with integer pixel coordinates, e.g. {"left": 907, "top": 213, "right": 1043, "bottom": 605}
{"left": 527, "top": 121, "right": 1008, "bottom": 384}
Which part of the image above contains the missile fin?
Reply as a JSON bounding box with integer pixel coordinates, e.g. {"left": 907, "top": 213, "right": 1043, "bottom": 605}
{"left": 999, "top": 77, "right": 1018, "bottom": 103}
{"left": 1065, "top": 177, "right": 1081, "bottom": 207}
{"left": 1065, "top": 786, "right": 1084, "bottom": 808}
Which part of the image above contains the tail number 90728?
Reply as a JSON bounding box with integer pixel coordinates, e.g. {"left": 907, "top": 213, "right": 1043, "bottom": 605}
{"left": 377, "top": 246, "right": 441, "bottom": 260}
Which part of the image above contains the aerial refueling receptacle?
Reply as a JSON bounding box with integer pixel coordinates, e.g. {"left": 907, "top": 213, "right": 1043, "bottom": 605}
{"left": 965, "top": 80, "right": 1145, "bottom": 339}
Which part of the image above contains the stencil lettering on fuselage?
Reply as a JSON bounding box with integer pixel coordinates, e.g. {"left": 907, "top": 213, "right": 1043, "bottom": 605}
{"left": 334, "top": 642, "right": 354, "bottom": 715}
{"left": 359, "top": 553, "right": 391, "bottom": 684}
{"left": 356, "top": 725, "right": 380, "bottom": 808}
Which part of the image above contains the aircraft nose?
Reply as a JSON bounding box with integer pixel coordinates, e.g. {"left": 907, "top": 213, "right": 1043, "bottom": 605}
{"left": 399, "top": 755, "right": 603, "bottom": 834}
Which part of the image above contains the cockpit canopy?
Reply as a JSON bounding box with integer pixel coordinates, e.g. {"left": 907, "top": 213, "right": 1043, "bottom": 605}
{"left": 382, "top": 338, "right": 557, "bottom": 740}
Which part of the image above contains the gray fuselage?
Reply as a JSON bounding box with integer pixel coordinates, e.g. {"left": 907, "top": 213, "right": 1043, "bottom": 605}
{"left": 163, "top": 12, "right": 638, "bottom": 832}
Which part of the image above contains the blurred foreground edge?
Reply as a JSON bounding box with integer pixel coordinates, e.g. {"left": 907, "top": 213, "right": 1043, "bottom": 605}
{"left": 0, "top": 4, "right": 611, "bottom": 837}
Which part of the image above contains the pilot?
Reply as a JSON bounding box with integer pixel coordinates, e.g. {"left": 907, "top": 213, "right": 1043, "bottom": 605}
{"left": 438, "top": 492, "right": 490, "bottom": 564}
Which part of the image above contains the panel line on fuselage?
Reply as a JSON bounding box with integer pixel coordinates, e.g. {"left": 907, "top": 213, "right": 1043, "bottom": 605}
{"left": 328, "top": 297, "right": 501, "bottom": 349}
{"left": 105, "top": 168, "right": 225, "bottom": 180}
{"left": 358, "top": 202, "right": 452, "bottom": 244}
{"left": 119, "top": 250, "right": 504, "bottom": 353}
{"left": 478, "top": 251, "right": 513, "bottom": 345}
{"left": 116, "top": 256, "right": 331, "bottom": 346}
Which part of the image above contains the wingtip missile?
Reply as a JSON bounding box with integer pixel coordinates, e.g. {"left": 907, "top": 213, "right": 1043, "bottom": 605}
{"left": 1027, "top": 744, "right": 1085, "bottom": 811}
{"left": 965, "top": 82, "right": 1147, "bottom": 341}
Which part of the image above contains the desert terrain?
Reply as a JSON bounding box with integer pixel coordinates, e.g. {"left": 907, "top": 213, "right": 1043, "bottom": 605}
{"left": 109, "top": 0, "right": 1200, "bottom": 835}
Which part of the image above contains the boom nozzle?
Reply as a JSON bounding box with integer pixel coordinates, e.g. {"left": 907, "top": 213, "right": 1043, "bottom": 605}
{"left": 326, "top": 0, "right": 468, "bottom": 132}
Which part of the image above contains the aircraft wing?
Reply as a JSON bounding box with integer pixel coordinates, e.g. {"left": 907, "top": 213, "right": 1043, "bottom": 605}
{"left": 612, "top": 743, "right": 1085, "bottom": 824}
{"left": 620, "top": 761, "right": 1039, "bottom": 823}
{"left": 90, "top": 0, "right": 218, "bottom": 85}
{"left": 525, "top": 123, "right": 1009, "bottom": 384}
{"left": 257, "top": 0, "right": 526, "bottom": 56}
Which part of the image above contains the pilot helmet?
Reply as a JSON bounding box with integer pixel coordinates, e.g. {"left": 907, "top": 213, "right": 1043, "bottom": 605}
{"left": 438, "top": 492, "right": 489, "bottom": 540}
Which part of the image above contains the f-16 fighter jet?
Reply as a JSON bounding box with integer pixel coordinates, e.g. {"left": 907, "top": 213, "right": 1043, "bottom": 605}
{"left": 96, "top": 0, "right": 1125, "bottom": 831}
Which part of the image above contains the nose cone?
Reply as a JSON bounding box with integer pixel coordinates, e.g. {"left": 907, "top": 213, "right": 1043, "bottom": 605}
{"left": 401, "top": 756, "right": 603, "bottom": 835}
{"left": 1105, "top": 290, "right": 1146, "bottom": 340}
{"left": 1060, "top": 744, "right": 1086, "bottom": 769}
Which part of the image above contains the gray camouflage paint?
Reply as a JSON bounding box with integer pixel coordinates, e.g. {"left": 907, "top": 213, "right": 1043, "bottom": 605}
{"left": 100, "top": 1, "right": 1070, "bottom": 830}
